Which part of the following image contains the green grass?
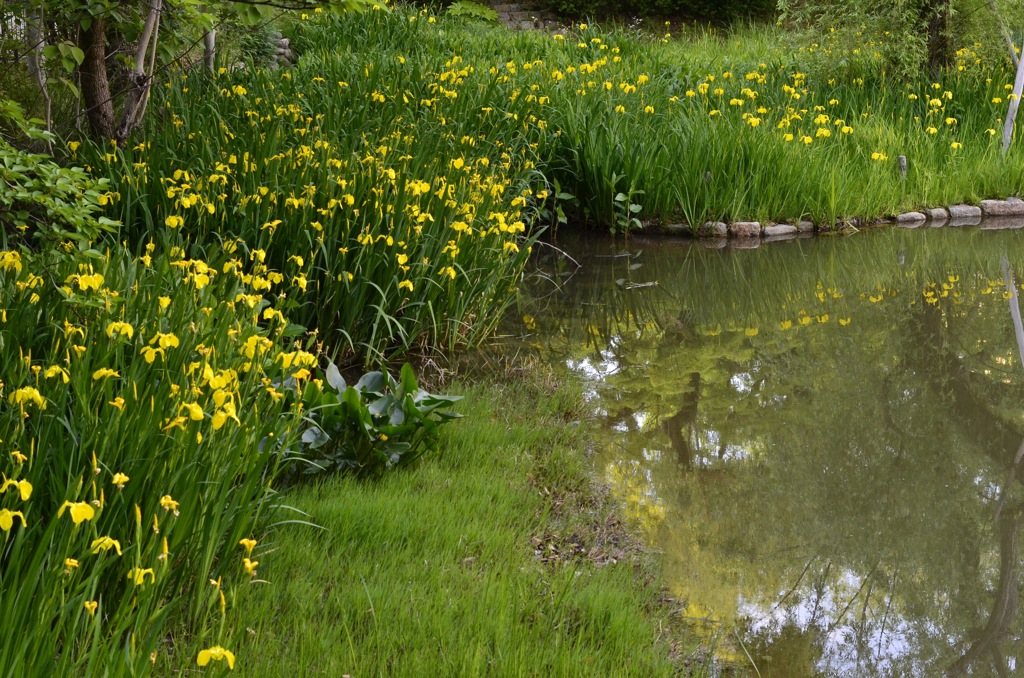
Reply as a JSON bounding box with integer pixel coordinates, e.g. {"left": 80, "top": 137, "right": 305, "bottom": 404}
{"left": 230, "top": 372, "right": 701, "bottom": 676}
{"left": 70, "top": 5, "right": 1024, "bottom": 370}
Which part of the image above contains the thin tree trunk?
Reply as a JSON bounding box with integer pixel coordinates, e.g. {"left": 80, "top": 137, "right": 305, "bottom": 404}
{"left": 1002, "top": 48, "right": 1024, "bottom": 154}
{"left": 131, "top": 9, "right": 161, "bottom": 135}
{"left": 24, "top": 7, "right": 44, "bottom": 84}
{"left": 24, "top": 6, "right": 52, "bottom": 142}
{"left": 78, "top": 16, "right": 115, "bottom": 141}
{"left": 203, "top": 28, "right": 217, "bottom": 73}
{"left": 114, "top": 0, "right": 162, "bottom": 143}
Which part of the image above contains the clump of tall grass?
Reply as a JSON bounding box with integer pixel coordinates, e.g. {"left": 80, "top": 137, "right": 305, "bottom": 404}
{"left": 534, "top": 22, "right": 1024, "bottom": 229}
{"left": 0, "top": 231, "right": 319, "bottom": 671}
{"left": 92, "top": 6, "right": 549, "bottom": 365}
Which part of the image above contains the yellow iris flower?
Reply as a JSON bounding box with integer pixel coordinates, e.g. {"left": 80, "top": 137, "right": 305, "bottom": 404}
{"left": 90, "top": 536, "right": 122, "bottom": 556}
{"left": 58, "top": 501, "right": 96, "bottom": 524}
{"left": 197, "top": 646, "right": 235, "bottom": 669}
{"left": 128, "top": 567, "right": 155, "bottom": 586}
{"left": 0, "top": 509, "right": 26, "bottom": 531}
{"left": 1, "top": 476, "right": 32, "bottom": 500}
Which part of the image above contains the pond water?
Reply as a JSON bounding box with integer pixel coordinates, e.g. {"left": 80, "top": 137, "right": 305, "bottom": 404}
{"left": 517, "top": 227, "right": 1024, "bottom": 677}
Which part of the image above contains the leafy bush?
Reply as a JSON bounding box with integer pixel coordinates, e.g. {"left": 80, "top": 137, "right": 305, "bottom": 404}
{"left": 220, "top": 20, "right": 278, "bottom": 67}
{"left": 0, "top": 102, "right": 118, "bottom": 249}
{"left": 297, "top": 363, "right": 462, "bottom": 475}
{"left": 446, "top": 1, "right": 499, "bottom": 23}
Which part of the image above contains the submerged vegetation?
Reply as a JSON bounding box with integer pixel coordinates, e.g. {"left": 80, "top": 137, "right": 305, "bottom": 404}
{"left": 1, "top": 0, "right": 1023, "bottom": 673}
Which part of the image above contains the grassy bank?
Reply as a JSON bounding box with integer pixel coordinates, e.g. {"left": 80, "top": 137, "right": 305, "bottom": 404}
{"left": 85, "top": 5, "right": 1024, "bottom": 264}
{"left": 4, "top": 2, "right": 1022, "bottom": 672}
{"left": 228, "top": 371, "right": 700, "bottom": 676}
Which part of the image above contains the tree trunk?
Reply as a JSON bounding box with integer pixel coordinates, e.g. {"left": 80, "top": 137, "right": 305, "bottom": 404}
{"left": 24, "top": 7, "right": 44, "bottom": 84}
{"left": 114, "top": 0, "right": 162, "bottom": 144}
{"left": 24, "top": 6, "right": 51, "bottom": 139}
{"left": 78, "top": 17, "right": 115, "bottom": 141}
{"left": 203, "top": 29, "right": 217, "bottom": 73}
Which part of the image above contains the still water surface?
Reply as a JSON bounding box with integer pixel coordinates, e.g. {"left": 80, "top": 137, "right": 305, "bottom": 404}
{"left": 518, "top": 228, "right": 1024, "bottom": 677}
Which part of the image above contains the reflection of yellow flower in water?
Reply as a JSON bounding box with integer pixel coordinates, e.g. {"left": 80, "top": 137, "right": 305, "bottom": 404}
{"left": 605, "top": 460, "right": 666, "bottom": 537}
{"left": 839, "top": 317, "right": 851, "bottom": 326}
{"left": 779, "top": 320, "right": 793, "bottom": 330}
{"left": 744, "top": 327, "right": 759, "bottom": 337}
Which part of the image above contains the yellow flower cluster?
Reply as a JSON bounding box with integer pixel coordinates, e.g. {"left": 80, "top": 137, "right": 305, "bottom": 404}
{"left": 0, "top": 237, "right": 321, "bottom": 669}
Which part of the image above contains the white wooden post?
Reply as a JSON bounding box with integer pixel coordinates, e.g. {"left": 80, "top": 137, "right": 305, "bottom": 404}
{"left": 1002, "top": 43, "right": 1024, "bottom": 154}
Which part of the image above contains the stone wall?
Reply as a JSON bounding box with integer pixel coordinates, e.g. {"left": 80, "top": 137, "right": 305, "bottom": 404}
{"left": 486, "top": 1, "right": 561, "bottom": 30}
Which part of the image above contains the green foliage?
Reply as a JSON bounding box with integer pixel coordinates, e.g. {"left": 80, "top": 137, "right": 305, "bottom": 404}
{"left": 777, "top": 0, "right": 937, "bottom": 78}
{"left": 0, "top": 238, "right": 310, "bottom": 672}
{"left": 91, "top": 7, "right": 544, "bottom": 364}
{"left": 297, "top": 363, "right": 462, "bottom": 474}
{"left": 40, "top": 41, "right": 85, "bottom": 73}
{"left": 611, "top": 176, "right": 644, "bottom": 235}
{"left": 446, "top": 0, "right": 499, "bottom": 23}
{"left": 0, "top": 107, "right": 119, "bottom": 249}
{"left": 537, "top": 0, "right": 775, "bottom": 23}
{"left": 220, "top": 21, "right": 278, "bottom": 67}
{"left": 233, "top": 379, "right": 698, "bottom": 676}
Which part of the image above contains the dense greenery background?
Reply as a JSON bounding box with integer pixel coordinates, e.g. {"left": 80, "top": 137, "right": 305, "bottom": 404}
{"left": 534, "top": 0, "right": 776, "bottom": 23}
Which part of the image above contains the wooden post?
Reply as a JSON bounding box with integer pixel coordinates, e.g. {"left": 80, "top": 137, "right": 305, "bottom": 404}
{"left": 898, "top": 155, "right": 908, "bottom": 180}
{"left": 1003, "top": 48, "right": 1024, "bottom": 154}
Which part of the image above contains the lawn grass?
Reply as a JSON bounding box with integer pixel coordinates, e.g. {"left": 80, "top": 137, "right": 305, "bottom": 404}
{"left": 231, "top": 369, "right": 701, "bottom": 676}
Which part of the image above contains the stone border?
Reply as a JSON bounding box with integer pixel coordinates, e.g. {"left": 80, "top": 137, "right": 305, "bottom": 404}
{"left": 655, "top": 197, "right": 1024, "bottom": 245}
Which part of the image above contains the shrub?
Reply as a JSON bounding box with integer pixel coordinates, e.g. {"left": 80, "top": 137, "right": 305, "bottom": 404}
{"left": 296, "top": 362, "right": 463, "bottom": 475}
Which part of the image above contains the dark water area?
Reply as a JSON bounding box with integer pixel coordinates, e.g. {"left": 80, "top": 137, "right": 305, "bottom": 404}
{"left": 514, "top": 227, "right": 1024, "bottom": 677}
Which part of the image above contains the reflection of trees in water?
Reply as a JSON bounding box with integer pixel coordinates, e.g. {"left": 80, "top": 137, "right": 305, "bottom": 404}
{"left": 946, "top": 505, "right": 1021, "bottom": 677}
{"left": 526, "top": 235, "right": 1024, "bottom": 676}
{"left": 947, "top": 261, "right": 1024, "bottom": 677}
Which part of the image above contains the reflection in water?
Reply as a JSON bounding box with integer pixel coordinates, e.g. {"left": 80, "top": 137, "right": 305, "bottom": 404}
{"left": 516, "top": 230, "right": 1024, "bottom": 676}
